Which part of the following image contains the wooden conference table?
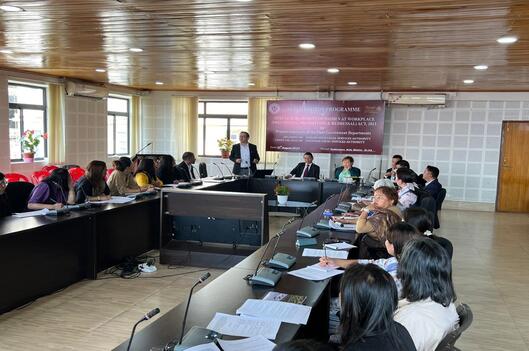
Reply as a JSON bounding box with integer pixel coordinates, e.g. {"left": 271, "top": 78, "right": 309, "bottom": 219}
{"left": 113, "top": 186, "right": 360, "bottom": 350}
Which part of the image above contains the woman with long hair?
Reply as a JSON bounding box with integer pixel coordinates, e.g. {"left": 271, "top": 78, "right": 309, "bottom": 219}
{"left": 28, "top": 168, "right": 76, "bottom": 210}
{"left": 339, "top": 264, "right": 416, "bottom": 350}
{"left": 395, "top": 237, "right": 458, "bottom": 351}
{"left": 75, "top": 160, "right": 111, "bottom": 203}
{"left": 156, "top": 155, "right": 178, "bottom": 185}
{"left": 134, "top": 158, "right": 163, "bottom": 187}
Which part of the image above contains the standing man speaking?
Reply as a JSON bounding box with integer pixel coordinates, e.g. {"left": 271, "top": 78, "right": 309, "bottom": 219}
{"left": 230, "top": 131, "right": 260, "bottom": 176}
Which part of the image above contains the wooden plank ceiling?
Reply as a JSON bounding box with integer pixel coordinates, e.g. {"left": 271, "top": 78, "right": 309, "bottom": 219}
{"left": 0, "top": 0, "right": 529, "bottom": 91}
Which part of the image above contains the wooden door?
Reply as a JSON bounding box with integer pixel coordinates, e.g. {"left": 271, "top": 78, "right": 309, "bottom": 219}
{"left": 496, "top": 121, "right": 529, "bottom": 212}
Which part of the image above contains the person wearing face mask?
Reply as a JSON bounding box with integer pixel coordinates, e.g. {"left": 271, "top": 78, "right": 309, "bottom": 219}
{"left": 229, "top": 131, "right": 260, "bottom": 176}
{"left": 108, "top": 157, "right": 149, "bottom": 196}
{"left": 288, "top": 152, "right": 320, "bottom": 179}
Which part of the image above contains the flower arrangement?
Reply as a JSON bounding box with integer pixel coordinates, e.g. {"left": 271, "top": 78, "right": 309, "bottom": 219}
{"left": 274, "top": 184, "right": 290, "bottom": 196}
{"left": 21, "top": 130, "right": 48, "bottom": 154}
{"left": 217, "top": 137, "right": 234, "bottom": 152}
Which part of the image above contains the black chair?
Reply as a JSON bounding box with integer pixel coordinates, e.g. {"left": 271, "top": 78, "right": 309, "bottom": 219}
{"left": 437, "top": 188, "right": 447, "bottom": 211}
{"left": 199, "top": 162, "right": 208, "bottom": 178}
{"left": 5, "top": 181, "right": 35, "bottom": 213}
{"left": 435, "top": 303, "right": 474, "bottom": 351}
{"left": 412, "top": 189, "right": 437, "bottom": 227}
{"left": 62, "top": 164, "right": 80, "bottom": 170}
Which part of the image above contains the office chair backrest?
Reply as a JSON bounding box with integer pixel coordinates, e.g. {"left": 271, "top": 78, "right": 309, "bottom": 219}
{"left": 68, "top": 167, "right": 85, "bottom": 183}
{"left": 41, "top": 165, "right": 59, "bottom": 172}
{"left": 5, "top": 173, "right": 30, "bottom": 183}
{"left": 437, "top": 188, "right": 447, "bottom": 211}
{"left": 31, "top": 170, "right": 50, "bottom": 184}
{"left": 199, "top": 162, "right": 208, "bottom": 178}
{"left": 5, "top": 181, "right": 34, "bottom": 213}
{"left": 435, "top": 303, "right": 473, "bottom": 351}
{"left": 62, "top": 164, "right": 80, "bottom": 170}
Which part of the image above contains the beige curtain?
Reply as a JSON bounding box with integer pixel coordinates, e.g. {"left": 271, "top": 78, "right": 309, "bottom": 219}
{"left": 247, "top": 97, "right": 280, "bottom": 167}
{"left": 130, "top": 95, "right": 141, "bottom": 154}
{"left": 171, "top": 96, "right": 198, "bottom": 158}
{"left": 47, "top": 83, "right": 65, "bottom": 164}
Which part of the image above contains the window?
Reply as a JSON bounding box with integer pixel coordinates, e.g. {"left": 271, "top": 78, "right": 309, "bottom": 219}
{"left": 107, "top": 96, "right": 130, "bottom": 155}
{"left": 198, "top": 101, "right": 248, "bottom": 156}
{"left": 8, "top": 83, "right": 47, "bottom": 161}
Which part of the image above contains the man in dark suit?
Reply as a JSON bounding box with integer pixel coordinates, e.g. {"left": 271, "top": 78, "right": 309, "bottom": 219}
{"left": 289, "top": 152, "right": 320, "bottom": 179}
{"left": 422, "top": 165, "right": 442, "bottom": 199}
{"left": 229, "top": 131, "right": 260, "bottom": 176}
{"left": 176, "top": 151, "right": 197, "bottom": 182}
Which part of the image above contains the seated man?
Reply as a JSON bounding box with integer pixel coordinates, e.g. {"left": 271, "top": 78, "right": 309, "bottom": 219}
{"left": 176, "top": 151, "right": 197, "bottom": 182}
{"left": 334, "top": 156, "right": 361, "bottom": 182}
{"left": 384, "top": 154, "right": 402, "bottom": 180}
{"left": 289, "top": 152, "right": 320, "bottom": 179}
{"left": 422, "top": 165, "right": 442, "bottom": 199}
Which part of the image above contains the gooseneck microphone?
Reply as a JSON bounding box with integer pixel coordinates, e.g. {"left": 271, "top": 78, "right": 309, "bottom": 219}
{"left": 220, "top": 162, "right": 234, "bottom": 179}
{"left": 179, "top": 272, "right": 211, "bottom": 345}
{"left": 126, "top": 307, "right": 160, "bottom": 351}
{"left": 211, "top": 163, "right": 225, "bottom": 180}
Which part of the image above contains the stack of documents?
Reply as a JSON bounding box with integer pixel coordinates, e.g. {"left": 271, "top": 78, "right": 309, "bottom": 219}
{"left": 328, "top": 219, "right": 356, "bottom": 231}
{"left": 12, "top": 208, "right": 50, "bottom": 217}
{"left": 236, "top": 299, "right": 312, "bottom": 325}
{"left": 302, "top": 248, "right": 349, "bottom": 259}
{"left": 90, "top": 196, "right": 134, "bottom": 204}
{"left": 288, "top": 263, "right": 344, "bottom": 281}
{"left": 206, "top": 313, "right": 280, "bottom": 340}
{"left": 185, "top": 336, "right": 276, "bottom": 351}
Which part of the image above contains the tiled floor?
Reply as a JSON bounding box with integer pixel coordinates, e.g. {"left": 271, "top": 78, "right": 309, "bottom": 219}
{"left": 0, "top": 210, "right": 528, "bottom": 350}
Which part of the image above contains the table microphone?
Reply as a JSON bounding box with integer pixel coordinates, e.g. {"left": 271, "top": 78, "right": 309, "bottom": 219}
{"left": 178, "top": 272, "right": 211, "bottom": 345}
{"left": 267, "top": 217, "right": 297, "bottom": 270}
{"left": 220, "top": 162, "right": 234, "bottom": 179}
{"left": 211, "top": 163, "right": 225, "bottom": 180}
{"left": 126, "top": 307, "right": 160, "bottom": 351}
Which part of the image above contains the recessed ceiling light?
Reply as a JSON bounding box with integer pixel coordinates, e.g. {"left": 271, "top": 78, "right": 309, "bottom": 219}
{"left": 463, "top": 79, "right": 475, "bottom": 84}
{"left": 235, "top": 0, "right": 252, "bottom": 2}
{"left": 473, "top": 65, "right": 488, "bottom": 70}
{"left": 347, "top": 81, "right": 358, "bottom": 86}
{"left": 248, "top": 83, "right": 255, "bottom": 86}
{"left": 0, "top": 5, "right": 23, "bottom": 12}
{"left": 497, "top": 36, "right": 518, "bottom": 44}
{"left": 299, "top": 43, "right": 315, "bottom": 49}
{"left": 95, "top": 68, "right": 106, "bottom": 73}
{"left": 327, "top": 68, "right": 340, "bottom": 74}
{"left": 155, "top": 81, "right": 164, "bottom": 85}
{"left": 129, "top": 48, "right": 143, "bottom": 52}
{"left": 0, "top": 49, "right": 13, "bottom": 54}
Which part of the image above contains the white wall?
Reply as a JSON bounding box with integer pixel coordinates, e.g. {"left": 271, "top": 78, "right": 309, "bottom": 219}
{"left": 141, "top": 91, "right": 529, "bottom": 205}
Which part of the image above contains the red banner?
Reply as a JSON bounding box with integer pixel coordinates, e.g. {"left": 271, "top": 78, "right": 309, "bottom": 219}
{"left": 266, "top": 100, "right": 385, "bottom": 154}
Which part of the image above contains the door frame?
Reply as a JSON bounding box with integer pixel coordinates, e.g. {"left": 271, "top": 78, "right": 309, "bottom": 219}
{"left": 495, "top": 120, "right": 529, "bottom": 212}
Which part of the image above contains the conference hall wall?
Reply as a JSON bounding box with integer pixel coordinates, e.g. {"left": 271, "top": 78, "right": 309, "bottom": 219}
{"left": 141, "top": 91, "right": 529, "bottom": 209}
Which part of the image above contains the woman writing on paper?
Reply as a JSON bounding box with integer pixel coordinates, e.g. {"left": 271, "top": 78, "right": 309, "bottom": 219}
{"left": 75, "top": 160, "right": 111, "bottom": 203}
{"left": 28, "top": 168, "right": 76, "bottom": 210}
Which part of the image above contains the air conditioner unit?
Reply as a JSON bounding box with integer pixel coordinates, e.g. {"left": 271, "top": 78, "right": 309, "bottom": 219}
{"left": 65, "top": 81, "right": 108, "bottom": 99}
{"left": 386, "top": 93, "right": 446, "bottom": 106}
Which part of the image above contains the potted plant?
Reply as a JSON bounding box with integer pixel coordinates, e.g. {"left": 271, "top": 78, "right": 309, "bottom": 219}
{"left": 275, "top": 184, "right": 290, "bottom": 205}
{"left": 217, "top": 137, "right": 234, "bottom": 158}
{"left": 21, "top": 130, "right": 48, "bottom": 163}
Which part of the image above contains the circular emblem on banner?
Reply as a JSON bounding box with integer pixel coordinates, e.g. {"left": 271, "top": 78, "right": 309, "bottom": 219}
{"left": 268, "top": 103, "right": 280, "bottom": 114}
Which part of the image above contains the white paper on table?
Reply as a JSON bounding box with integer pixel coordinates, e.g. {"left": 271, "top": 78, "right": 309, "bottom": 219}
{"left": 217, "top": 336, "right": 276, "bottom": 351}
{"left": 184, "top": 343, "right": 220, "bottom": 351}
{"left": 236, "top": 299, "right": 312, "bottom": 325}
{"left": 90, "top": 196, "right": 135, "bottom": 204}
{"left": 12, "top": 208, "right": 50, "bottom": 218}
{"left": 324, "top": 242, "right": 356, "bottom": 250}
{"left": 302, "top": 248, "right": 348, "bottom": 259}
{"left": 328, "top": 219, "right": 356, "bottom": 232}
{"left": 288, "top": 266, "right": 344, "bottom": 281}
{"left": 206, "top": 313, "right": 281, "bottom": 340}
{"left": 307, "top": 263, "right": 340, "bottom": 272}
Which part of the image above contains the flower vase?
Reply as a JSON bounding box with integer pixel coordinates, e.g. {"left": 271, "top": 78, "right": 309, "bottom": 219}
{"left": 23, "top": 152, "right": 35, "bottom": 163}
{"left": 277, "top": 195, "right": 288, "bottom": 205}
